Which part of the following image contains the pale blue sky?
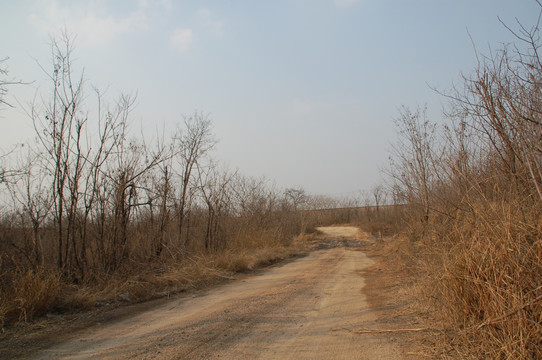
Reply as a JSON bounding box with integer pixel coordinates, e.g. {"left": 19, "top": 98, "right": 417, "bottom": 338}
{"left": 1, "top": 0, "right": 539, "bottom": 196}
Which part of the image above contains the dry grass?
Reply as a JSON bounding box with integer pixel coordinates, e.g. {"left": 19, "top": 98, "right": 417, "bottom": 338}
{"left": 360, "top": 232, "right": 453, "bottom": 359}
{"left": 439, "top": 205, "right": 542, "bottom": 359}
{"left": 0, "top": 269, "right": 62, "bottom": 329}
{"left": 0, "top": 240, "right": 305, "bottom": 330}
{"left": 0, "top": 203, "right": 351, "bottom": 331}
{"left": 213, "top": 246, "right": 290, "bottom": 273}
{"left": 404, "top": 199, "right": 542, "bottom": 359}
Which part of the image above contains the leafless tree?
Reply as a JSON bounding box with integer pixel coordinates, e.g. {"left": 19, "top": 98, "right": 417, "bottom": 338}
{"left": 372, "top": 184, "right": 385, "bottom": 218}
{"left": 173, "top": 112, "right": 215, "bottom": 246}
{"left": 387, "top": 105, "right": 438, "bottom": 223}
{"left": 106, "top": 102, "right": 165, "bottom": 268}
{"left": 284, "top": 187, "right": 307, "bottom": 211}
{"left": 28, "top": 32, "right": 86, "bottom": 272}
{"left": 195, "top": 162, "right": 235, "bottom": 251}
{"left": 4, "top": 150, "right": 52, "bottom": 269}
{"left": 147, "top": 163, "right": 172, "bottom": 258}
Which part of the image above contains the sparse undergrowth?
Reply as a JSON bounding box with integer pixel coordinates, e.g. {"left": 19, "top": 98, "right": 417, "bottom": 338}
{"left": 0, "top": 236, "right": 315, "bottom": 331}
{"left": 362, "top": 233, "right": 453, "bottom": 359}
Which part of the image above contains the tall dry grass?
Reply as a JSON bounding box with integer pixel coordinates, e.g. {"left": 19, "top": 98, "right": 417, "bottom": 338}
{"left": 422, "top": 199, "right": 542, "bottom": 359}
{"left": 0, "top": 269, "right": 62, "bottom": 328}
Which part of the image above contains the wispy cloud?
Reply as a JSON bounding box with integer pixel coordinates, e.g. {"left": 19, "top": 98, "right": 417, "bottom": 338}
{"left": 197, "top": 8, "right": 224, "bottom": 35}
{"left": 28, "top": 1, "right": 148, "bottom": 46}
{"left": 170, "top": 28, "right": 194, "bottom": 53}
{"left": 138, "top": 0, "right": 172, "bottom": 11}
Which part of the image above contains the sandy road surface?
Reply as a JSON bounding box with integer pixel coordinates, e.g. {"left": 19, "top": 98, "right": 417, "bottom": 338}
{"left": 33, "top": 226, "right": 402, "bottom": 359}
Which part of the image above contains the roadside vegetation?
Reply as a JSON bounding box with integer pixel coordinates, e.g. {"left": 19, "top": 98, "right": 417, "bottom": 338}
{"left": 386, "top": 7, "right": 542, "bottom": 359}
{"left": 0, "top": 33, "right": 382, "bottom": 331}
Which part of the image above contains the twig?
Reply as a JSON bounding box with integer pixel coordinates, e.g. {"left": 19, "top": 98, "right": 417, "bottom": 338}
{"left": 339, "top": 327, "right": 431, "bottom": 334}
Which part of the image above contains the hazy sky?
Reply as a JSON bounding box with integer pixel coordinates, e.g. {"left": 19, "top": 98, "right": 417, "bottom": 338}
{"left": 1, "top": 0, "right": 539, "bottom": 196}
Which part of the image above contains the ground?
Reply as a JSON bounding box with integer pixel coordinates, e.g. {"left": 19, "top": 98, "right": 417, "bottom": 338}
{"left": 0, "top": 226, "right": 439, "bottom": 359}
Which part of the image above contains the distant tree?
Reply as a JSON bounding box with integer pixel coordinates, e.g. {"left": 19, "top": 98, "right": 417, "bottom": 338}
{"left": 372, "top": 184, "right": 385, "bottom": 217}
{"left": 284, "top": 187, "right": 307, "bottom": 211}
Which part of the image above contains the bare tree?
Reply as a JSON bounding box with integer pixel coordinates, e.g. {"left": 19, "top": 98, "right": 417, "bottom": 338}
{"left": 173, "top": 112, "right": 215, "bottom": 246}
{"left": 387, "top": 105, "right": 438, "bottom": 223}
{"left": 106, "top": 102, "right": 165, "bottom": 268}
{"left": 284, "top": 187, "right": 307, "bottom": 211}
{"left": 4, "top": 151, "right": 52, "bottom": 269}
{"left": 372, "top": 184, "right": 385, "bottom": 218}
{"left": 194, "top": 161, "right": 236, "bottom": 251}
{"left": 28, "top": 32, "right": 86, "bottom": 272}
{"left": 148, "top": 163, "right": 172, "bottom": 258}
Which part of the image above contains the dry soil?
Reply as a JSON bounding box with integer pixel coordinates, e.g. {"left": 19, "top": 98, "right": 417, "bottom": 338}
{"left": 3, "top": 226, "right": 434, "bottom": 359}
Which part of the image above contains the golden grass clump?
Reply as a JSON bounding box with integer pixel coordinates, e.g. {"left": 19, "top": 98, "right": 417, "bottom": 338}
{"left": 0, "top": 269, "right": 62, "bottom": 328}
{"left": 213, "top": 245, "right": 291, "bottom": 273}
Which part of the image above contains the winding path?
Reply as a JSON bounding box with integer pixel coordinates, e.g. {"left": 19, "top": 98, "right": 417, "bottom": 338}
{"left": 34, "top": 226, "right": 402, "bottom": 359}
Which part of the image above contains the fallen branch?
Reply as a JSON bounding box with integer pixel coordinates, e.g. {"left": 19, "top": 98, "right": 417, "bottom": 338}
{"left": 339, "top": 327, "right": 430, "bottom": 334}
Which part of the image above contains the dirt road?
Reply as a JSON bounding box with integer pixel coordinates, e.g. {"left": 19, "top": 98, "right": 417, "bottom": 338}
{"left": 32, "top": 226, "right": 403, "bottom": 359}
